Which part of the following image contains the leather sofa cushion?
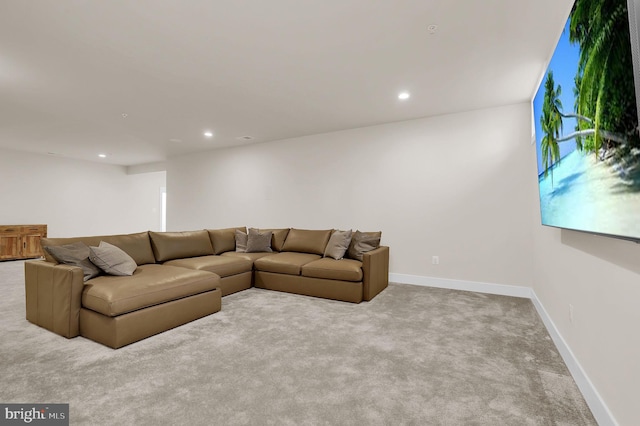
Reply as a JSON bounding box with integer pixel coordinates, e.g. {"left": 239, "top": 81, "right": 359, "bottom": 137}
{"left": 254, "top": 252, "right": 321, "bottom": 275}
{"left": 82, "top": 264, "right": 219, "bottom": 317}
{"left": 149, "top": 230, "right": 214, "bottom": 262}
{"left": 41, "top": 232, "right": 156, "bottom": 266}
{"left": 207, "top": 227, "right": 246, "bottom": 254}
{"left": 281, "top": 229, "right": 332, "bottom": 255}
{"left": 260, "top": 228, "right": 290, "bottom": 251}
{"left": 221, "top": 252, "right": 278, "bottom": 262}
{"left": 164, "top": 255, "right": 252, "bottom": 278}
{"left": 301, "top": 258, "right": 363, "bottom": 282}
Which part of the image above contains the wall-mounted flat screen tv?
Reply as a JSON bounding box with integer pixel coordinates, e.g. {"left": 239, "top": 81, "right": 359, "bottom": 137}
{"left": 533, "top": 0, "right": 640, "bottom": 240}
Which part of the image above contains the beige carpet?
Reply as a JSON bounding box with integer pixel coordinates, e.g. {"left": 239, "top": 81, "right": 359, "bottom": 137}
{"left": 0, "top": 260, "right": 596, "bottom": 425}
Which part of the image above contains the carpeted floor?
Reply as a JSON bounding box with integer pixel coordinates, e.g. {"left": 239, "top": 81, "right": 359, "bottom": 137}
{"left": 0, "top": 260, "right": 596, "bottom": 425}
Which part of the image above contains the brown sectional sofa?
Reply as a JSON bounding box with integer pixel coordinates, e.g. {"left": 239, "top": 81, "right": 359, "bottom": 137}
{"left": 24, "top": 227, "right": 389, "bottom": 348}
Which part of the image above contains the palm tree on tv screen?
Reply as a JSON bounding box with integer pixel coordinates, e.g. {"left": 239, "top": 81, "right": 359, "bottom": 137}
{"left": 540, "top": 70, "right": 563, "bottom": 184}
{"left": 569, "top": 0, "right": 639, "bottom": 152}
{"left": 540, "top": 0, "right": 639, "bottom": 181}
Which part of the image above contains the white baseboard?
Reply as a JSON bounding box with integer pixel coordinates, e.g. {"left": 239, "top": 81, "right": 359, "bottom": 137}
{"left": 389, "top": 273, "right": 533, "bottom": 298}
{"left": 389, "top": 273, "right": 617, "bottom": 426}
{"left": 529, "top": 290, "right": 617, "bottom": 426}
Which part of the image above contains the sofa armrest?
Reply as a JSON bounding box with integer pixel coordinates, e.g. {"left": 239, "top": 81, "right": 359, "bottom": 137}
{"left": 24, "top": 260, "right": 84, "bottom": 338}
{"left": 362, "top": 246, "right": 389, "bottom": 301}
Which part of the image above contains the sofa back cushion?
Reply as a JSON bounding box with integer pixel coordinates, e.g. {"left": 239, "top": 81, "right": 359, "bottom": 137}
{"left": 207, "top": 227, "right": 247, "bottom": 254}
{"left": 281, "top": 229, "right": 332, "bottom": 255}
{"left": 149, "top": 230, "right": 214, "bottom": 262}
{"left": 260, "top": 228, "right": 290, "bottom": 252}
{"left": 41, "top": 231, "right": 156, "bottom": 265}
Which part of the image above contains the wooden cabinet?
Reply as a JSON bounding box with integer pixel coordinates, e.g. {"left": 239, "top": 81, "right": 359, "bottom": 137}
{"left": 0, "top": 231, "right": 21, "bottom": 259}
{"left": 0, "top": 225, "right": 47, "bottom": 260}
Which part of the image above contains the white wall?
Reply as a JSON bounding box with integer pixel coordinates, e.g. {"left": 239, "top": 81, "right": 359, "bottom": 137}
{"left": 530, "top": 174, "right": 640, "bottom": 423}
{"left": 0, "top": 148, "right": 166, "bottom": 237}
{"left": 2, "top": 101, "right": 630, "bottom": 422}
{"left": 168, "top": 101, "right": 640, "bottom": 423}
{"left": 168, "top": 102, "right": 535, "bottom": 288}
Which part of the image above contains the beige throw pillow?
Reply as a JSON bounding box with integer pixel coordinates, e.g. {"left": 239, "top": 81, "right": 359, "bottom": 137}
{"left": 347, "top": 231, "right": 382, "bottom": 261}
{"left": 323, "top": 230, "right": 352, "bottom": 260}
{"left": 89, "top": 241, "right": 137, "bottom": 276}
{"left": 246, "top": 228, "right": 273, "bottom": 253}
{"left": 45, "top": 242, "right": 101, "bottom": 281}
{"left": 235, "top": 229, "right": 248, "bottom": 252}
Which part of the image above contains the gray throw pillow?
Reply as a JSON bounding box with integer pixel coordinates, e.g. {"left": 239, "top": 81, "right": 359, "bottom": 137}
{"left": 246, "top": 228, "right": 273, "bottom": 253}
{"left": 89, "top": 241, "right": 137, "bottom": 276}
{"left": 235, "top": 230, "right": 248, "bottom": 253}
{"left": 44, "top": 242, "right": 101, "bottom": 281}
{"left": 347, "top": 231, "right": 382, "bottom": 261}
{"left": 323, "top": 229, "right": 352, "bottom": 260}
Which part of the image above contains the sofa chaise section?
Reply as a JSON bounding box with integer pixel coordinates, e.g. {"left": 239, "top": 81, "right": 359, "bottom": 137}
{"left": 26, "top": 231, "right": 222, "bottom": 348}
{"left": 80, "top": 264, "right": 220, "bottom": 348}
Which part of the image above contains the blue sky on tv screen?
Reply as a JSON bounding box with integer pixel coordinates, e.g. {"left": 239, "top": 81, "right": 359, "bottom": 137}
{"left": 533, "top": 19, "right": 581, "bottom": 176}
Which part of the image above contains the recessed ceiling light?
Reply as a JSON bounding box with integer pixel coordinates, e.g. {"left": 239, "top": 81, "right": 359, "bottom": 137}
{"left": 204, "top": 131, "right": 213, "bottom": 138}
{"left": 428, "top": 24, "right": 438, "bottom": 34}
{"left": 398, "top": 92, "right": 411, "bottom": 100}
{"left": 98, "top": 154, "right": 107, "bottom": 158}
{"left": 121, "top": 113, "right": 128, "bottom": 118}
{"left": 236, "top": 136, "right": 254, "bottom": 141}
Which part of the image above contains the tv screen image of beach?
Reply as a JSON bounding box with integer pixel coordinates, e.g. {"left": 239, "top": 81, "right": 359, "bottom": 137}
{"left": 533, "top": 0, "right": 640, "bottom": 240}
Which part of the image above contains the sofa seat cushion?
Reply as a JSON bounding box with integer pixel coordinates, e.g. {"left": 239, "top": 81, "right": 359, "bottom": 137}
{"left": 221, "top": 252, "right": 278, "bottom": 262}
{"left": 82, "top": 264, "right": 219, "bottom": 317}
{"left": 254, "top": 252, "right": 321, "bottom": 276}
{"left": 301, "top": 258, "right": 363, "bottom": 282}
{"left": 164, "top": 255, "right": 252, "bottom": 278}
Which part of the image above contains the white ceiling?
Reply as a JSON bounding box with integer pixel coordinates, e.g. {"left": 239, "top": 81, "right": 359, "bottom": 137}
{"left": 0, "top": 0, "right": 573, "bottom": 166}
